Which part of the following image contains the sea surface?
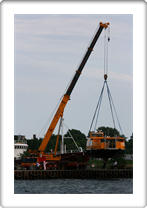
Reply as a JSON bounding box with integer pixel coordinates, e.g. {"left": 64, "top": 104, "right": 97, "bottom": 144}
{"left": 14, "top": 178, "right": 133, "bottom": 194}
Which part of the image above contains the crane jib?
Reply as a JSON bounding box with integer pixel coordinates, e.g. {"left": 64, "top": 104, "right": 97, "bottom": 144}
{"left": 38, "top": 22, "right": 109, "bottom": 153}
{"left": 66, "top": 25, "right": 104, "bottom": 96}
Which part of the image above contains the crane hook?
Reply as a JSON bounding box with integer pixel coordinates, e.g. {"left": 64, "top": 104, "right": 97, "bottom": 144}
{"left": 104, "top": 74, "right": 108, "bottom": 80}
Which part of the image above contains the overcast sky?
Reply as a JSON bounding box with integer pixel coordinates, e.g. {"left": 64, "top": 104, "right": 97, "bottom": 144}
{"left": 14, "top": 14, "right": 133, "bottom": 139}
{"left": 1, "top": 1, "right": 146, "bottom": 207}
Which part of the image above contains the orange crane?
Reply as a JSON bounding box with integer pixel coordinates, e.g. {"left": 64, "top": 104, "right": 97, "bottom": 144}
{"left": 23, "top": 22, "right": 110, "bottom": 168}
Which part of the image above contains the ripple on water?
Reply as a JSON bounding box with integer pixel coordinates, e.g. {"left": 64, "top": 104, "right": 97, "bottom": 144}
{"left": 14, "top": 178, "right": 133, "bottom": 194}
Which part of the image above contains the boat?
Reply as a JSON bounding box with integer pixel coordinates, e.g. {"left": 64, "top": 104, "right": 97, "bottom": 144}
{"left": 14, "top": 135, "right": 28, "bottom": 165}
{"left": 86, "top": 130, "right": 125, "bottom": 159}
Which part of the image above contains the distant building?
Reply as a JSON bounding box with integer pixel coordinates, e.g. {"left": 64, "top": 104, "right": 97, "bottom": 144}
{"left": 124, "top": 154, "right": 133, "bottom": 160}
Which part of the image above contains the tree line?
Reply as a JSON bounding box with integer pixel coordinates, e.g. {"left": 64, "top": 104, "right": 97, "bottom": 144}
{"left": 14, "top": 127, "right": 133, "bottom": 154}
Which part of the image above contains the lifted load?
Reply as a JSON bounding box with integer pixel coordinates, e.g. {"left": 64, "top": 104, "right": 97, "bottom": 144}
{"left": 86, "top": 130, "right": 125, "bottom": 159}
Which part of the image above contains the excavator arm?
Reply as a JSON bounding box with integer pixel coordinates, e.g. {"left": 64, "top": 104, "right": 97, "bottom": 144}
{"left": 38, "top": 22, "right": 109, "bottom": 153}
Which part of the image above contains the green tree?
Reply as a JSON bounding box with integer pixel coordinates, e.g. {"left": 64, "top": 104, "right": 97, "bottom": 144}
{"left": 97, "top": 126, "right": 120, "bottom": 136}
{"left": 125, "top": 133, "right": 133, "bottom": 154}
{"left": 64, "top": 129, "right": 87, "bottom": 150}
{"left": 20, "top": 150, "right": 30, "bottom": 159}
{"left": 27, "top": 137, "right": 39, "bottom": 150}
{"left": 45, "top": 134, "right": 62, "bottom": 152}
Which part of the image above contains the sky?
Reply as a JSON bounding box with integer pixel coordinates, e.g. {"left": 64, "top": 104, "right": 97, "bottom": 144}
{"left": 14, "top": 14, "right": 133, "bottom": 139}
{"left": 1, "top": 1, "right": 146, "bottom": 208}
{"left": 14, "top": 14, "right": 133, "bottom": 140}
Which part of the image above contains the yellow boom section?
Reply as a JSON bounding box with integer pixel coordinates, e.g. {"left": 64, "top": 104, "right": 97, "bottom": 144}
{"left": 38, "top": 94, "right": 70, "bottom": 152}
{"left": 37, "top": 22, "right": 109, "bottom": 154}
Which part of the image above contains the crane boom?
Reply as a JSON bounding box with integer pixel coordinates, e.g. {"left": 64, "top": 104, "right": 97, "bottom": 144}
{"left": 38, "top": 22, "right": 109, "bottom": 153}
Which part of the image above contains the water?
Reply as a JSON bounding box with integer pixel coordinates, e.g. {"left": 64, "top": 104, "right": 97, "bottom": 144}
{"left": 14, "top": 178, "right": 133, "bottom": 194}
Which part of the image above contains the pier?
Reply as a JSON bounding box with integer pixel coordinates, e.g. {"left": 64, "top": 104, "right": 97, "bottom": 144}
{"left": 14, "top": 169, "right": 133, "bottom": 180}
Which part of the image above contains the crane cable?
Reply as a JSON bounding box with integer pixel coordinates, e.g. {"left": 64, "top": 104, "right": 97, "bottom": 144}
{"left": 88, "top": 24, "right": 123, "bottom": 136}
{"left": 106, "top": 82, "right": 123, "bottom": 135}
{"left": 88, "top": 80, "right": 123, "bottom": 135}
{"left": 104, "top": 29, "right": 106, "bottom": 75}
{"left": 89, "top": 27, "right": 110, "bottom": 133}
{"left": 106, "top": 81, "right": 116, "bottom": 131}
{"left": 37, "top": 99, "right": 61, "bottom": 139}
{"left": 104, "top": 25, "right": 110, "bottom": 77}
{"left": 89, "top": 81, "right": 105, "bottom": 133}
